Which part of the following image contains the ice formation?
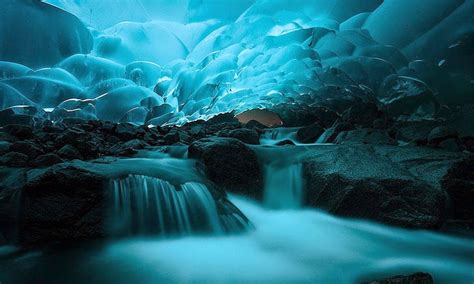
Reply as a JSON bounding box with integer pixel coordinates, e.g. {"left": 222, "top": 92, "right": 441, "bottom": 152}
{"left": 1, "top": 0, "right": 473, "bottom": 126}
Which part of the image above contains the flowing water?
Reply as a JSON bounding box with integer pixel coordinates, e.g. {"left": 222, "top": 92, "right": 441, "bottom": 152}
{"left": 110, "top": 175, "right": 223, "bottom": 236}
{"left": 1, "top": 195, "right": 473, "bottom": 283}
{"left": 0, "top": 150, "right": 473, "bottom": 283}
{"left": 263, "top": 163, "right": 304, "bottom": 209}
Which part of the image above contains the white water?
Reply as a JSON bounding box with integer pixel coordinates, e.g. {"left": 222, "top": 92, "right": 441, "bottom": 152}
{"left": 263, "top": 163, "right": 304, "bottom": 209}
{"left": 1, "top": 196, "right": 473, "bottom": 283}
{"left": 110, "top": 175, "right": 223, "bottom": 236}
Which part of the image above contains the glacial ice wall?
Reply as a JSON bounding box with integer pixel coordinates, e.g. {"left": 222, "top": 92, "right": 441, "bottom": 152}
{"left": 0, "top": 0, "right": 473, "bottom": 126}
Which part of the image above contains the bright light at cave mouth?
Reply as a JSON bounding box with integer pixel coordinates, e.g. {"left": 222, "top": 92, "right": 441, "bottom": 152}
{"left": 0, "top": 1, "right": 473, "bottom": 283}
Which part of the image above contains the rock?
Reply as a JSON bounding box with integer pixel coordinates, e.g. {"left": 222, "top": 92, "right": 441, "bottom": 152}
{"left": 188, "top": 137, "right": 262, "bottom": 198}
{"left": 163, "top": 131, "right": 181, "bottom": 145}
{"left": 244, "top": 120, "right": 267, "bottom": 129}
{"left": 107, "top": 139, "right": 147, "bottom": 156}
{"left": 442, "top": 157, "right": 474, "bottom": 221}
{"left": 0, "top": 141, "right": 11, "bottom": 154}
{"left": 334, "top": 129, "right": 396, "bottom": 145}
{"left": 18, "top": 166, "right": 106, "bottom": 246}
{"left": 57, "top": 144, "right": 83, "bottom": 160}
{"left": 1, "top": 124, "right": 33, "bottom": 139}
{"left": 428, "top": 126, "right": 458, "bottom": 145}
{"left": 438, "top": 138, "right": 461, "bottom": 152}
{"left": 9, "top": 141, "right": 43, "bottom": 158}
{"left": 304, "top": 145, "right": 450, "bottom": 229}
{"left": 317, "top": 122, "right": 354, "bottom": 143}
{"left": 275, "top": 139, "right": 296, "bottom": 146}
{"left": 0, "top": 152, "right": 29, "bottom": 167}
{"left": 33, "top": 153, "right": 64, "bottom": 167}
{"left": 362, "top": 272, "right": 433, "bottom": 284}
{"left": 54, "top": 128, "right": 85, "bottom": 148}
{"left": 296, "top": 124, "right": 324, "bottom": 143}
{"left": 219, "top": 128, "right": 260, "bottom": 145}
{"left": 393, "top": 120, "right": 440, "bottom": 144}
{"left": 113, "top": 123, "right": 145, "bottom": 141}
{"left": 341, "top": 102, "right": 385, "bottom": 128}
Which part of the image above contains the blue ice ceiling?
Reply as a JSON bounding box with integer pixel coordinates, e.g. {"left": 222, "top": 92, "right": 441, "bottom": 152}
{"left": 1, "top": 0, "right": 473, "bottom": 125}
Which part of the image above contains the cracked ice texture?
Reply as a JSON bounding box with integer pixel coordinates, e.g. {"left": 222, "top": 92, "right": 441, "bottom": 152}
{"left": 1, "top": 0, "right": 473, "bottom": 125}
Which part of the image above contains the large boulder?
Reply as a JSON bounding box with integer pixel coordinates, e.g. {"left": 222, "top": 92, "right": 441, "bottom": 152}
{"left": 296, "top": 124, "right": 325, "bottom": 144}
{"left": 188, "top": 137, "right": 262, "bottom": 198}
{"left": 303, "top": 145, "right": 467, "bottom": 229}
{"left": 442, "top": 157, "right": 474, "bottom": 221}
{"left": 18, "top": 165, "right": 106, "bottom": 246}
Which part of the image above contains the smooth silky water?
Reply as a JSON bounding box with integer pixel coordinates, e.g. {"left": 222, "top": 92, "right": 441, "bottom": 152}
{"left": 0, "top": 148, "right": 473, "bottom": 283}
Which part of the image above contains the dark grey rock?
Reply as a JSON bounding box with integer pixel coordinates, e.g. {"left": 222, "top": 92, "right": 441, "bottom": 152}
{"left": 219, "top": 128, "right": 260, "bottom": 145}
{"left": 189, "top": 137, "right": 262, "bottom": 198}
{"left": 296, "top": 124, "right": 324, "bottom": 143}
{"left": 10, "top": 141, "right": 43, "bottom": 158}
{"left": 341, "top": 102, "right": 385, "bottom": 128}
{"left": 428, "top": 126, "right": 458, "bottom": 145}
{"left": 334, "top": 129, "right": 396, "bottom": 145}
{"left": 18, "top": 166, "right": 106, "bottom": 246}
{"left": 33, "top": 153, "right": 64, "bottom": 167}
{"left": 0, "top": 152, "right": 29, "bottom": 167}
{"left": 304, "top": 145, "right": 452, "bottom": 229}
{"left": 442, "top": 157, "right": 474, "bottom": 221}
{"left": 57, "top": 144, "right": 83, "bottom": 160}
{"left": 362, "top": 272, "right": 433, "bottom": 284}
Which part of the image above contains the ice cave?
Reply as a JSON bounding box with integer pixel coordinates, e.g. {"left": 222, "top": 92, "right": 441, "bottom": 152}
{"left": 0, "top": 0, "right": 473, "bottom": 283}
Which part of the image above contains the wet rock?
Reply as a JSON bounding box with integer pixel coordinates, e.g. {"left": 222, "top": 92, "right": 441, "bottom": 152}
{"left": 442, "top": 157, "right": 474, "bottom": 221}
{"left": 113, "top": 123, "right": 145, "bottom": 141}
{"left": 188, "top": 137, "right": 262, "bottom": 198}
{"left": 393, "top": 120, "right": 440, "bottom": 144}
{"left": 0, "top": 141, "right": 11, "bottom": 154}
{"left": 1, "top": 124, "right": 33, "bottom": 140}
{"left": 296, "top": 124, "right": 325, "bottom": 143}
{"left": 163, "top": 131, "right": 181, "bottom": 145}
{"left": 244, "top": 120, "right": 267, "bottom": 129}
{"left": 33, "top": 153, "right": 64, "bottom": 167}
{"left": 304, "top": 145, "right": 450, "bottom": 229}
{"left": 219, "top": 128, "right": 260, "bottom": 145}
{"left": 18, "top": 166, "right": 106, "bottom": 246}
{"left": 438, "top": 138, "right": 461, "bottom": 152}
{"left": 275, "top": 139, "right": 296, "bottom": 146}
{"left": 317, "top": 122, "right": 354, "bottom": 143}
{"left": 362, "top": 272, "right": 433, "bottom": 284}
{"left": 10, "top": 141, "right": 43, "bottom": 158}
{"left": 341, "top": 102, "right": 385, "bottom": 128}
{"left": 428, "top": 126, "right": 458, "bottom": 145}
{"left": 57, "top": 144, "right": 83, "bottom": 160}
{"left": 0, "top": 152, "right": 29, "bottom": 167}
{"left": 334, "top": 129, "right": 396, "bottom": 145}
{"left": 107, "top": 139, "right": 148, "bottom": 156}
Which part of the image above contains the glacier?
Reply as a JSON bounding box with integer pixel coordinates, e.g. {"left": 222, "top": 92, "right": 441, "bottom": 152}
{"left": 0, "top": 0, "right": 472, "bottom": 127}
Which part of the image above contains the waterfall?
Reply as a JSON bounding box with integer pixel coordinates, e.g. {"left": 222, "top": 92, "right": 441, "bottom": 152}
{"left": 263, "top": 163, "right": 304, "bottom": 209}
{"left": 109, "top": 175, "right": 224, "bottom": 237}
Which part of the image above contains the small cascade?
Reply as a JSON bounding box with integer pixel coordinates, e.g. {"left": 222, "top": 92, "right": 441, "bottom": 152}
{"left": 260, "top": 127, "right": 298, "bottom": 145}
{"left": 263, "top": 163, "right": 304, "bottom": 209}
{"left": 110, "top": 175, "right": 225, "bottom": 237}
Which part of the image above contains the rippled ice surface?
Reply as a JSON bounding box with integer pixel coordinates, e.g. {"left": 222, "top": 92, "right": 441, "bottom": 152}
{"left": 1, "top": 196, "right": 473, "bottom": 284}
